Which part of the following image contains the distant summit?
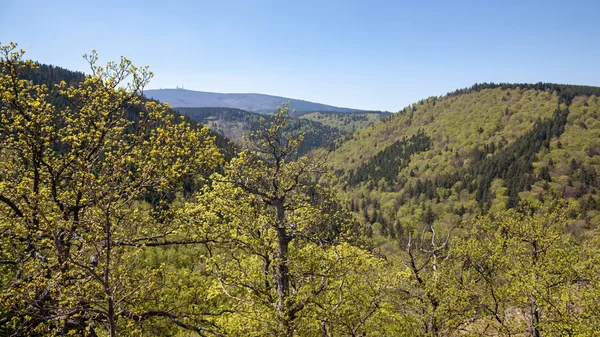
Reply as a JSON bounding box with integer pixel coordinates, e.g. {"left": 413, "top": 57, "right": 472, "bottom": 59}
{"left": 144, "top": 88, "right": 365, "bottom": 113}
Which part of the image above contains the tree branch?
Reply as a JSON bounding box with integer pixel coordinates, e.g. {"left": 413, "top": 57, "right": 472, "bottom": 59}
{"left": 0, "top": 193, "right": 23, "bottom": 217}
{"left": 120, "top": 310, "right": 225, "bottom": 337}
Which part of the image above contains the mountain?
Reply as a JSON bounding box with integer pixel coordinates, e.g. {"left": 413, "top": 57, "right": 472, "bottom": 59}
{"left": 145, "top": 88, "right": 369, "bottom": 113}
{"left": 176, "top": 107, "right": 357, "bottom": 156}
{"left": 314, "top": 83, "right": 600, "bottom": 244}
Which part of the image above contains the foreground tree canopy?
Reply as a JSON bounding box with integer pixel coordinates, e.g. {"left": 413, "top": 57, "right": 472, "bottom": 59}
{"left": 0, "top": 43, "right": 222, "bottom": 335}
{"left": 1, "top": 42, "right": 599, "bottom": 336}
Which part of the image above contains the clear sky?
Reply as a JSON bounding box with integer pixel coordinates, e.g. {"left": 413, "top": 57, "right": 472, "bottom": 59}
{"left": 1, "top": 0, "right": 599, "bottom": 111}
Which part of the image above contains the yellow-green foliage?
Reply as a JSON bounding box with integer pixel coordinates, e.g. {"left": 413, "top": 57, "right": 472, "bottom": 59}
{"left": 320, "top": 87, "right": 600, "bottom": 244}
{"left": 448, "top": 200, "right": 600, "bottom": 335}
{"left": 3, "top": 41, "right": 600, "bottom": 337}
{"left": 182, "top": 105, "right": 407, "bottom": 336}
{"left": 299, "top": 111, "right": 384, "bottom": 133}
{"left": 535, "top": 95, "right": 600, "bottom": 224}
{"left": 323, "top": 89, "right": 557, "bottom": 174}
{"left": 0, "top": 42, "right": 221, "bottom": 336}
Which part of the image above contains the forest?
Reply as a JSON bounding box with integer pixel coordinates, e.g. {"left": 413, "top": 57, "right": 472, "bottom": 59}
{"left": 174, "top": 107, "right": 346, "bottom": 156}
{"left": 173, "top": 108, "right": 389, "bottom": 157}
{"left": 1, "top": 42, "right": 600, "bottom": 337}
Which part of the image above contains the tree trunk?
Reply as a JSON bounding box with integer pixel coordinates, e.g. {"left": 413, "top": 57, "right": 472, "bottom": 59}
{"left": 530, "top": 297, "right": 540, "bottom": 337}
{"left": 104, "top": 216, "right": 117, "bottom": 337}
{"left": 274, "top": 198, "right": 292, "bottom": 336}
{"left": 108, "top": 296, "right": 116, "bottom": 337}
{"left": 530, "top": 240, "right": 540, "bottom": 337}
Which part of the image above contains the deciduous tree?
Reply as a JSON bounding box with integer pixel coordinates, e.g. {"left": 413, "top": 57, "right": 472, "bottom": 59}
{"left": 188, "top": 105, "right": 386, "bottom": 336}
{"left": 0, "top": 42, "right": 221, "bottom": 336}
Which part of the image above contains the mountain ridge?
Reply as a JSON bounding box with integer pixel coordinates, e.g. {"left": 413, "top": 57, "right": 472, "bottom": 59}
{"left": 144, "top": 88, "right": 372, "bottom": 113}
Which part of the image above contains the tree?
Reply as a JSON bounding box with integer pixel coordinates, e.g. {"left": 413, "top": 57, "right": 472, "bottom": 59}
{"left": 449, "top": 200, "right": 599, "bottom": 336}
{"left": 187, "top": 104, "right": 382, "bottom": 336}
{"left": 0, "top": 42, "right": 221, "bottom": 336}
{"left": 400, "top": 220, "right": 457, "bottom": 336}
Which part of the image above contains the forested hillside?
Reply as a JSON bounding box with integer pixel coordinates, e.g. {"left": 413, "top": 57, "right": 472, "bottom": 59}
{"left": 318, "top": 84, "right": 600, "bottom": 244}
{"left": 176, "top": 107, "right": 352, "bottom": 156}
{"left": 298, "top": 110, "right": 388, "bottom": 133}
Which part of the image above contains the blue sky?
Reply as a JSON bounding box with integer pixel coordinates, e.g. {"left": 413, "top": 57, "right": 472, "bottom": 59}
{"left": 1, "top": 0, "right": 599, "bottom": 111}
